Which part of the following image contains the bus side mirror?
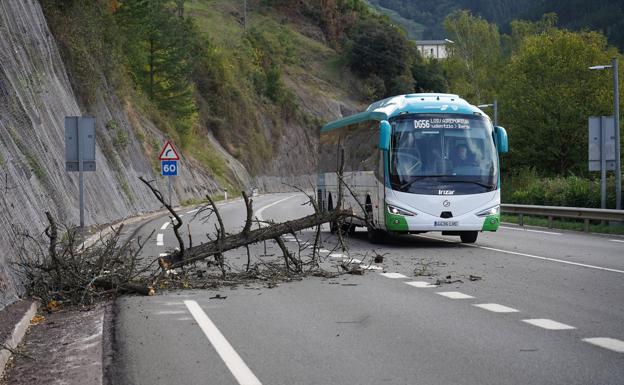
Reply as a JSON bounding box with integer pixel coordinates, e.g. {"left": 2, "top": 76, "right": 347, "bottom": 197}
{"left": 494, "top": 126, "right": 508, "bottom": 153}
{"left": 379, "top": 120, "right": 391, "bottom": 151}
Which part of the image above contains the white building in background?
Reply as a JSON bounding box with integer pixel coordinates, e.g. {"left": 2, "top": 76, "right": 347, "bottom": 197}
{"left": 416, "top": 39, "right": 454, "bottom": 59}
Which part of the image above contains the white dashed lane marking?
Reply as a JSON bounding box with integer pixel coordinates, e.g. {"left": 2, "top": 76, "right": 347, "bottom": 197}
{"left": 405, "top": 281, "right": 438, "bottom": 288}
{"left": 522, "top": 319, "right": 575, "bottom": 330}
{"left": 582, "top": 338, "right": 624, "bottom": 353}
{"left": 380, "top": 272, "right": 407, "bottom": 279}
{"left": 156, "top": 234, "right": 164, "bottom": 246}
{"left": 186, "top": 209, "right": 199, "bottom": 214}
{"left": 160, "top": 222, "right": 170, "bottom": 230}
{"left": 437, "top": 291, "right": 474, "bottom": 299}
{"left": 473, "top": 303, "right": 519, "bottom": 313}
{"left": 609, "top": 239, "right": 624, "bottom": 243}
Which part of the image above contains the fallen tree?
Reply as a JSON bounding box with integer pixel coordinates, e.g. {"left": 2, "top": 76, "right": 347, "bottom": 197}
{"left": 139, "top": 174, "right": 354, "bottom": 272}
{"left": 16, "top": 148, "right": 370, "bottom": 305}
{"left": 161, "top": 207, "right": 352, "bottom": 270}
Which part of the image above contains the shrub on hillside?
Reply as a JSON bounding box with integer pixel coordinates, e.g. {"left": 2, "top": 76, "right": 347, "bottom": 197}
{"left": 505, "top": 168, "right": 619, "bottom": 208}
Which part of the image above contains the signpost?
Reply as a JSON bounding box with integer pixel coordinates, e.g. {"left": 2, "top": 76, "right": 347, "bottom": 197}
{"left": 159, "top": 140, "right": 180, "bottom": 205}
{"left": 589, "top": 116, "right": 616, "bottom": 209}
{"left": 65, "top": 116, "right": 96, "bottom": 230}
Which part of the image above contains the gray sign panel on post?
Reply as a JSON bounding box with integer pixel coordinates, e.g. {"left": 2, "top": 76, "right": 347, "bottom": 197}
{"left": 65, "top": 116, "right": 96, "bottom": 172}
{"left": 588, "top": 116, "right": 616, "bottom": 172}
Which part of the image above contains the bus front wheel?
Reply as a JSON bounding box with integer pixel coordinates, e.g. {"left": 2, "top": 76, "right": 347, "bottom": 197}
{"left": 460, "top": 231, "right": 478, "bottom": 243}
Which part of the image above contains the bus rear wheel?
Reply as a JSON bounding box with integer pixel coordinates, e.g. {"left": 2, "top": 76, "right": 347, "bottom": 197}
{"left": 460, "top": 231, "right": 478, "bottom": 243}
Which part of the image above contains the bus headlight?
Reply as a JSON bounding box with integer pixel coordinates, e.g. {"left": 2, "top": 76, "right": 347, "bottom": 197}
{"left": 387, "top": 204, "right": 416, "bottom": 216}
{"left": 476, "top": 205, "right": 500, "bottom": 217}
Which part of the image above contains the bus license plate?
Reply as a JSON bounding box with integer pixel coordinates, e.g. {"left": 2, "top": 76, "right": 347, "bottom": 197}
{"left": 434, "top": 221, "right": 458, "bottom": 227}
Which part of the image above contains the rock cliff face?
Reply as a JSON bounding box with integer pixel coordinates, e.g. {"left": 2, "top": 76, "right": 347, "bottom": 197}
{"left": 0, "top": 1, "right": 363, "bottom": 309}
{"left": 0, "top": 1, "right": 239, "bottom": 308}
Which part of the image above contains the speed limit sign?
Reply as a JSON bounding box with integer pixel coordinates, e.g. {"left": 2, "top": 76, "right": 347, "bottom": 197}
{"left": 161, "top": 160, "right": 178, "bottom": 176}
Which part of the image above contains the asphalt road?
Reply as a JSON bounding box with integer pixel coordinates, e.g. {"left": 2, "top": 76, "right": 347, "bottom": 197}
{"left": 112, "top": 193, "right": 624, "bottom": 385}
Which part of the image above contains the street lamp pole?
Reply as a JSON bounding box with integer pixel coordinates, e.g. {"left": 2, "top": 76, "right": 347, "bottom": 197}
{"left": 612, "top": 57, "right": 621, "bottom": 210}
{"left": 493, "top": 99, "right": 498, "bottom": 126}
{"left": 589, "top": 58, "right": 621, "bottom": 210}
{"left": 477, "top": 100, "right": 498, "bottom": 126}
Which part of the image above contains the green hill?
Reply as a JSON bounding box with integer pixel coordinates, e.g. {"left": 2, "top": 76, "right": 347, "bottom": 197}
{"left": 368, "top": 0, "right": 624, "bottom": 50}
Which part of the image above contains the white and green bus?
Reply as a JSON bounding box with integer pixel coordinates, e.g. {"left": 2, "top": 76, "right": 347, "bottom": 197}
{"left": 318, "top": 93, "right": 508, "bottom": 243}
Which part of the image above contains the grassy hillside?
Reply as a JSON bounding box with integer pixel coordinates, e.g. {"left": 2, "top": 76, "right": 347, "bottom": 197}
{"left": 364, "top": 1, "right": 425, "bottom": 40}
{"left": 40, "top": 0, "right": 379, "bottom": 186}
{"left": 183, "top": 0, "right": 366, "bottom": 175}
{"left": 369, "top": 0, "right": 624, "bottom": 50}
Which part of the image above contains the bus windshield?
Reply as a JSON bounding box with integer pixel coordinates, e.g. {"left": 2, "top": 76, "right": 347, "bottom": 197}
{"left": 389, "top": 113, "right": 498, "bottom": 195}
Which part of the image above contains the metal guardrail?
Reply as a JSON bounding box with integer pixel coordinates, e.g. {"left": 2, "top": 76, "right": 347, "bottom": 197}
{"left": 501, "top": 204, "right": 624, "bottom": 232}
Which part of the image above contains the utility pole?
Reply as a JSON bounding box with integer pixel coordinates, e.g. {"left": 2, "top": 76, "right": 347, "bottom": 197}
{"left": 613, "top": 57, "right": 621, "bottom": 210}
{"left": 493, "top": 99, "right": 498, "bottom": 126}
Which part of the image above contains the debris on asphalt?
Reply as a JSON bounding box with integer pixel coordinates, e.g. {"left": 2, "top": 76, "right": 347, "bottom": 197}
{"left": 209, "top": 294, "right": 227, "bottom": 300}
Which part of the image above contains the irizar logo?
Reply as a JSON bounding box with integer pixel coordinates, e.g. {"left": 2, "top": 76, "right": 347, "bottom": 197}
{"left": 438, "top": 190, "right": 455, "bottom": 195}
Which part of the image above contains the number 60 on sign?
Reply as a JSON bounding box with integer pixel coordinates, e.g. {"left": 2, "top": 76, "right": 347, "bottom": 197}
{"left": 162, "top": 160, "right": 178, "bottom": 176}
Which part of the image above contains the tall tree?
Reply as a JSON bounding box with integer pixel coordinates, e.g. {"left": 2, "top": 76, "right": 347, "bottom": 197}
{"left": 500, "top": 29, "right": 621, "bottom": 175}
{"left": 116, "top": 0, "right": 198, "bottom": 139}
{"left": 346, "top": 17, "right": 415, "bottom": 97}
{"left": 443, "top": 10, "right": 503, "bottom": 104}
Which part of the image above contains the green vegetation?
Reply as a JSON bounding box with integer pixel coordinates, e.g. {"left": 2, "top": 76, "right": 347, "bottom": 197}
{"left": 502, "top": 168, "right": 622, "bottom": 208}
{"left": 433, "top": 11, "right": 623, "bottom": 209}
{"left": 117, "top": 0, "right": 199, "bottom": 142}
{"left": 443, "top": 10, "right": 503, "bottom": 102}
{"left": 24, "top": 152, "right": 47, "bottom": 183}
{"left": 339, "top": 3, "right": 447, "bottom": 99}
{"left": 368, "top": 0, "right": 624, "bottom": 51}
{"left": 113, "top": 128, "right": 129, "bottom": 149}
{"left": 35, "top": 1, "right": 624, "bottom": 213}
{"left": 501, "top": 214, "right": 624, "bottom": 235}
{"left": 500, "top": 27, "right": 618, "bottom": 176}
{"left": 119, "top": 178, "right": 135, "bottom": 203}
{"left": 366, "top": 2, "right": 424, "bottom": 40}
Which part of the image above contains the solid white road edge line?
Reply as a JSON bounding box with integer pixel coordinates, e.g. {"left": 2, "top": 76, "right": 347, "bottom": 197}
{"left": 156, "top": 234, "right": 164, "bottom": 246}
{"left": 582, "top": 337, "right": 624, "bottom": 353}
{"left": 254, "top": 195, "right": 298, "bottom": 222}
{"left": 160, "top": 222, "right": 170, "bottom": 230}
{"left": 415, "top": 234, "right": 624, "bottom": 275}
{"left": 522, "top": 319, "right": 575, "bottom": 330}
{"left": 184, "top": 300, "right": 263, "bottom": 385}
